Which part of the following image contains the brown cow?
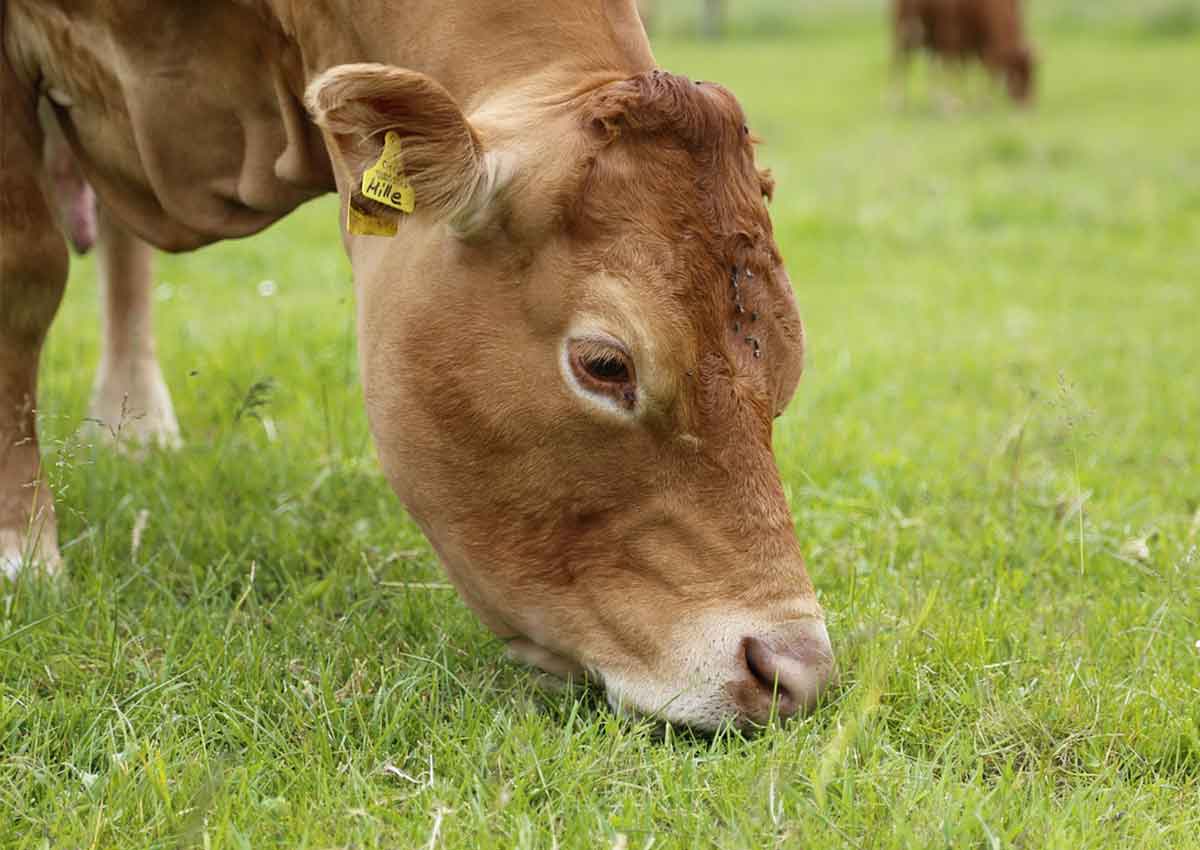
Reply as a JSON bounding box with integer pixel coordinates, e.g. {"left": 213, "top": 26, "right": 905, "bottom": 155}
{"left": 893, "top": 0, "right": 1036, "bottom": 104}
{"left": 1, "top": 0, "right": 833, "bottom": 731}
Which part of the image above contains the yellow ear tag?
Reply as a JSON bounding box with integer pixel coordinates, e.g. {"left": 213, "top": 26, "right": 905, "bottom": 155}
{"left": 347, "top": 203, "right": 398, "bottom": 237}
{"left": 361, "top": 131, "right": 415, "bottom": 213}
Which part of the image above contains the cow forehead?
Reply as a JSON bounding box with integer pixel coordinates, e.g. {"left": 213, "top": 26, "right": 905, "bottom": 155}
{"left": 562, "top": 73, "right": 773, "bottom": 233}
{"left": 571, "top": 132, "right": 771, "bottom": 248}
{"left": 564, "top": 75, "right": 783, "bottom": 308}
{"left": 504, "top": 71, "right": 802, "bottom": 417}
{"left": 382, "top": 70, "right": 801, "bottom": 401}
{"left": 560, "top": 192, "right": 798, "bottom": 423}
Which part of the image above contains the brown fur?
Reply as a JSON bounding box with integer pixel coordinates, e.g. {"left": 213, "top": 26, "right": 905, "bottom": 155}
{"left": 2, "top": 0, "right": 832, "bottom": 729}
{"left": 1, "top": 8, "right": 68, "bottom": 574}
{"left": 574, "top": 72, "right": 804, "bottom": 411}
{"left": 893, "top": 0, "right": 1037, "bottom": 103}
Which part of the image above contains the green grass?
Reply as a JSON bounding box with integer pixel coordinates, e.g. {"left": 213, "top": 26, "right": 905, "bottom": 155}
{"left": 5, "top": 21, "right": 1200, "bottom": 850}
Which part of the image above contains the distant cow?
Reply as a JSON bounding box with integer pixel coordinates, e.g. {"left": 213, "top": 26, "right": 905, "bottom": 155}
{"left": 893, "top": 0, "right": 1036, "bottom": 104}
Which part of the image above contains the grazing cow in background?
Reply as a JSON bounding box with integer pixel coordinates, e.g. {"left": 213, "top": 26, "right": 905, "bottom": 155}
{"left": 2, "top": 0, "right": 835, "bottom": 731}
{"left": 893, "top": 0, "right": 1036, "bottom": 105}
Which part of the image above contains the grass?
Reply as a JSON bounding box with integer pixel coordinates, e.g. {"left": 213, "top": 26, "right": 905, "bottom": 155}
{"left": 4, "top": 17, "right": 1200, "bottom": 850}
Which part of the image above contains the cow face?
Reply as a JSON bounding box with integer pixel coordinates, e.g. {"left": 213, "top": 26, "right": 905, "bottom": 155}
{"left": 308, "top": 65, "right": 834, "bottom": 731}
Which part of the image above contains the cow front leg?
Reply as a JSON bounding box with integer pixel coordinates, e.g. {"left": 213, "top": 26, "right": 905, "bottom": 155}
{"left": 83, "top": 205, "right": 180, "bottom": 450}
{"left": 1, "top": 90, "right": 69, "bottom": 577}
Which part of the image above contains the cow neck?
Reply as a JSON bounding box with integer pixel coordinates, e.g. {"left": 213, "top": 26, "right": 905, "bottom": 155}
{"left": 273, "top": 0, "right": 657, "bottom": 112}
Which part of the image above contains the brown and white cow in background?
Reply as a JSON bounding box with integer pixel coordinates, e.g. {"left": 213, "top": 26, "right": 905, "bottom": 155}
{"left": 893, "top": 0, "right": 1037, "bottom": 105}
{"left": 1, "top": 0, "right": 834, "bottom": 731}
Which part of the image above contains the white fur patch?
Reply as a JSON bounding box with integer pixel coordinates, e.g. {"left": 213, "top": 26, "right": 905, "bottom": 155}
{"left": 0, "top": 528, "right": 62, "bottom": 580}
{"left": 0, "top": 549, "right": 24, "bottom": 581}
{"left": 47, "top": 87, "right": 74, "bottom": 107}
{"left": 450, "top": 148, "right": 517, "bottom": 236}
{"left": 595, "top": 603, "right": 829, "bottom": 731}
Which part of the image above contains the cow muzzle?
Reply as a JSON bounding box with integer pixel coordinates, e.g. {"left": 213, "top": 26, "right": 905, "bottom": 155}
{"left": 738, "top": 620, "right": 836, "bottom": 723}
{"left": 582, "top": 609, "right": 836, "bottom": 732}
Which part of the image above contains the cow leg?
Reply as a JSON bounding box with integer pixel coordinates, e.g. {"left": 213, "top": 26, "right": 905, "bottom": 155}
{"left": 889, "top": 15, "right": 918, "bottom": 109}
{"left": 83, "top": 205, "right": 180, "bottom": 450}
{"left": 934, "top": 59, "right": 965, "bottom": 115}
{"left": 1, "top": 86, "right": 69, "bottom": 577}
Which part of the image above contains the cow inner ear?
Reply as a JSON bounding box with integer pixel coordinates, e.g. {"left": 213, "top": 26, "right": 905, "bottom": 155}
{"left": 306, "top": 62, "right": 511, "bottom": 236}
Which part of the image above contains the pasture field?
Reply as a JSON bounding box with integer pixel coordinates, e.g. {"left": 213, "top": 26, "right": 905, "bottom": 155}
{"left": 4, "top": 14, "right": 1199, "bottom": 850}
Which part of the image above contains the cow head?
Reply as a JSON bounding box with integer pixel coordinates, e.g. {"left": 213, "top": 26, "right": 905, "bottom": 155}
{"left": 307, "top": 64, "right": 834, "bottom": 731}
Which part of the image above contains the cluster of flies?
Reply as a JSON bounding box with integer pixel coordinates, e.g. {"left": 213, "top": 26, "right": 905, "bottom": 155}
{"left": 730, "top": 265, "right": 762, "bottom": 358}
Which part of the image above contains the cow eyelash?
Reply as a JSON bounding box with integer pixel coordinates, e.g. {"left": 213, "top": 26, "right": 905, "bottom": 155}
{"left": 580, "top": 351, "right": 629, "bottom": 383}
{"left": 567, "top": 337, "right": 637, "bottom": 410}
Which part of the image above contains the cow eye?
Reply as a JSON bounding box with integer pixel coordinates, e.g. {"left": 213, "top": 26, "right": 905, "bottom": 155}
{"left": 581, "top": 352, "right": 629, "bottom": 383}
{"left": 567, "top": 337, "right": 637, "bottom": 411}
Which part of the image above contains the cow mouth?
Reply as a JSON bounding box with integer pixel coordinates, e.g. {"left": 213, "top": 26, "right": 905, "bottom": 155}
{"left": 503, "top": 637, "right": 747, "bottom": 733}
{"left": 500, "top": 612, "right": 835, "bottom": 732}
{"left": 504, "top": 637, "right": 588, "bottom": 680}
{"left": 502, "top": 638, "right": 674, "bottom": 729}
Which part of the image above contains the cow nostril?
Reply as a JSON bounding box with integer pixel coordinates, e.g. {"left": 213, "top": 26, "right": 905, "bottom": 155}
{"left": 743, "top": 636, "right": 798, "bottom": 717}
{"left": 739, "top": 626, "right": 836, "bottom": 723}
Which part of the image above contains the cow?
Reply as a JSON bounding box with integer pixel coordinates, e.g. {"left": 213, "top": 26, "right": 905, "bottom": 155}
{"left": 42, "top": 108, "right": 97, "bottom": 256}
{"left": 1, "top": 0, "right": 835, "bottom": 732}
{"left": 893, "top": 0, "right": 1036, "bottom": 105}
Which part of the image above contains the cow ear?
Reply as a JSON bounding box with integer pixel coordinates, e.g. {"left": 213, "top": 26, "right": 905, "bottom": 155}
{"left": 306, "top": 63, "right": 506, "bottom": 235}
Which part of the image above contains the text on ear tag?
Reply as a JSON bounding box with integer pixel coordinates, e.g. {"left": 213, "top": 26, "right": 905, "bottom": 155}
{"left": 361, "top": 131, "right": 415, "bottom": 213}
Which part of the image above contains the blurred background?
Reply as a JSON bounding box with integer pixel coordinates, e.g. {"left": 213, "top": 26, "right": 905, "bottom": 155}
{"left": 638, "top": 0, "right": 1200, "bottom": 39}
